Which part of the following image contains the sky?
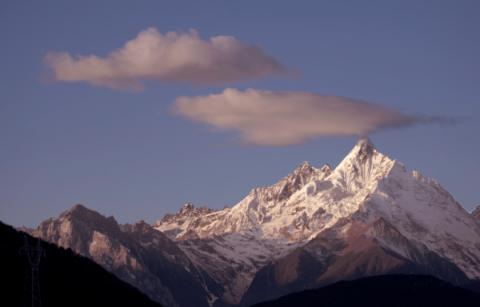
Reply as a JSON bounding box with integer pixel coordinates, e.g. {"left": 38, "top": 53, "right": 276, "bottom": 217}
{"left": 1, "top": 0, "right": 479, "bottom": 227}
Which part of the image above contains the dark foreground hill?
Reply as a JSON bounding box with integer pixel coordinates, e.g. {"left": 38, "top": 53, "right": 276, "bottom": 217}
{"left": 252, "top": 274, "right": 480, "bottom": 307}
{"left": 0, "top": 221, "right": 161, "bottom": 307}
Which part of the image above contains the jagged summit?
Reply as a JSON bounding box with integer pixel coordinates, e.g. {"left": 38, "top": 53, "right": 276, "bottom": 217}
{"left": 65, "top": 203, "right": 91, "bottom": 214}
{"left": 356, "top": 137, "right": 375, "bottom": 160}
{"left": 158, "top": 202, "right": 215, "bottom": 222}
{"left": 157, "top": 139, "right": 396, "bottom": 242}
{"left": 180, "top": 202, "right": 196, "bottom": 213}
{"left": 62, "top": 203, "right": 110, "bottom": 218}
{"left": 177, "top": 202, "right": 214, "bottom": 216}
{"left": 34, "top": 204, "right": 122, "bottom": 245}
{"left": 155, "top": 203, "right": 216, "bottom": 238}
{"left": 357, "top": 136, "right": 374, "bottom": 148}
{"left": 252, "top": 161, "right": 333, "bottom": 203}
{"left": 62, "top": 203, "right": 103, "bottom": 219}
{"left": 287, "top": 161, "right": 332, "bottom": 183}
{"left": 293, "top": 161, "right": 313, "bottom": 172}
{"left": 330, "top": 138, "right": 396, "bottom": 193}
{"left": 279, "top": 161, "right": 317, "bottom": 185}
{"left": 340, "top": 137, "right": 380, "bottom": 164}
{"left": 320, "top": 163, "right": 333, "bottom": 173}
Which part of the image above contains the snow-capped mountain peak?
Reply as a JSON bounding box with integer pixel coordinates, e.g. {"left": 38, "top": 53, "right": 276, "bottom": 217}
{"left": 29, "top": 139, "right": 480, "bottom": 307}
{"left": 330, "top": 137, "right": 398, "bottom": 192}
{"left": 177, "top": 202, "right": 214, "bottom": 217}
{"left": 353, "top": 136, "right": 375, "bottom": 158}
{"left": 154, "top": 203, "right": 216, "bottom": 239}
{"left": 340, "top": 137, "right": 384, "bottom": 163}
{"left": 155, "top": 139, "right": 480, "bottom": 304}
{"left": 252, "top": 160, "right": 332, "bottom": 202}
{"left": 155, "top": 139, "right": 403, "bottom": 244}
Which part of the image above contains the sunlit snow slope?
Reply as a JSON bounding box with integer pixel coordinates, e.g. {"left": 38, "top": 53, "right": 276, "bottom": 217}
{"left": 156, "top": 138, "right": 480, "bottom": 304}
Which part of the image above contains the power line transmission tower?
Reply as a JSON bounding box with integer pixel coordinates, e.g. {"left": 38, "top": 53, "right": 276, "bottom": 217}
{"left": 19, "top": 235, "right": 45, "bottom": 307}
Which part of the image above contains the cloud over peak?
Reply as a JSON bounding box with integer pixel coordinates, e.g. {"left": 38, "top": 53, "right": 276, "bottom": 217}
{"left": 44, "top": 28, "right": 287, "bottom": 90}
{"left": 174, "top": 88, "right": 420, "bottom": 146}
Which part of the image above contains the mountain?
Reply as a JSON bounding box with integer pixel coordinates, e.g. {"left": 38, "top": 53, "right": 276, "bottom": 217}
{"left": 0, "top": 221, "right": 161, "bottom": 307}
{"left": 29, "top": 204, "right": 220, "bottom": 307}
{"left": 472, "top": 205, "right": 480, "bottom": 223}
{"left": 240, "top": 216, "right": 470, "bottom": 305}
{"left": 156, "top": 138, "right": 480, "bottom": 305}
{"left": 251, "top": 275, "right": 480, "bottom": 307}
{"left": 31, "top": 138, "right": 480, "bottom": 307}
{"left": 155, "top": 162, "right": 334, "bottom": 304}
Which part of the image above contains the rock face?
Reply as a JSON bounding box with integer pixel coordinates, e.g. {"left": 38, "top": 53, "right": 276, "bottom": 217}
{"left": 1, "top": 221, "right": 162, "bottom": 307}
{"left": 30, "top": 204, "right": 220, "bottom": 307}
{"left": 472, "top": 205, "right": 480, "bottom": 223}
{"left": 156, "top": 138, "right": 480, "bottom": 305}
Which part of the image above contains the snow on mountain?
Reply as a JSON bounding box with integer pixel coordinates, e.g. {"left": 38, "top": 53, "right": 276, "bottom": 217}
{"left": 28, "top": 138, "right": 480, "bottom": 307}
{"left": 155, "top": 203, "right": 217, "bottom": 240}
{"left": 241, "top": 214, "right": 472, "bottom": 306}
{"left": 156, "top": 138, "right": 480, "bottom": 304}
{"left": 156, "top": 161, "right": 333, "bottom": 243}
{"left": 155, "top": 161, "right": 334, "bottom": 304}
{"left": 328, "top": 138, "right": 480, "bottom": 278}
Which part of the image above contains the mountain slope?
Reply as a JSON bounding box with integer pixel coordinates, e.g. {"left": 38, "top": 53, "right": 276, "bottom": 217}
{"left": 157, "top": 138, "right": 480, "bottom": 305}
{"left": 30, "top": 205, "right": 220, "bottom": 307}
{"left": 0, "top": 221, "right": 161, "bottom": 307}
{"left": 251, "top": 275, "right": 480, "bottom": 307}
{"left": 241, "top": 217, "right": 470, "bottom": 305}
{"left": 29, "top": 138, "right": 480, "bottom": 306}
{"left": 472, "top": 205, "right": 480, "bottom": 223}
{"left": 155, "top": 163, "right": 334, "bottom": 304}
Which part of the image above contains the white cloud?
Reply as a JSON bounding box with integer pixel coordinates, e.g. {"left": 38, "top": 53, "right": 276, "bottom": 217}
{"left": 44, "top": 28, "right": 287, "bottom": 90}
{"left": 173, "top": 88, "right": 418, "bottom": 146}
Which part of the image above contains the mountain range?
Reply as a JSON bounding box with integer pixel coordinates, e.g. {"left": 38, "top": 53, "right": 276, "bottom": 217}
{"left": 26, "top": 138, "right": 480, "bottom": 306}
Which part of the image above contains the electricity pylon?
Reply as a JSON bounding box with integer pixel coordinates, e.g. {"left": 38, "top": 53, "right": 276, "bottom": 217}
{"left": 20, "top": 235, "right": 45, "bottom": 307}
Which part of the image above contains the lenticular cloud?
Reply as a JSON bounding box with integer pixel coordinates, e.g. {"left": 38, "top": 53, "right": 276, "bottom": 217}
{"left": 44, "top": 28, "right": 287, "bottom": 90}
{"left": 174, "top": 88, "right": 418, "bottom": 146}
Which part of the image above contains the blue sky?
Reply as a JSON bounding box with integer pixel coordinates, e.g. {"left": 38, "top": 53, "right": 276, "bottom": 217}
{"left": 1, "top": 0, "right": 479, "bottom": 227}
